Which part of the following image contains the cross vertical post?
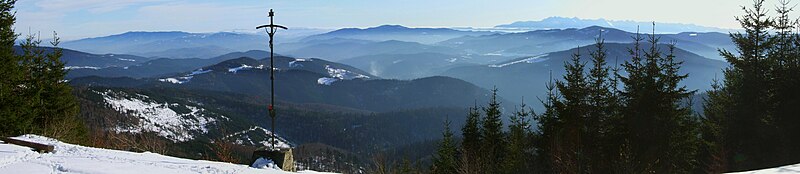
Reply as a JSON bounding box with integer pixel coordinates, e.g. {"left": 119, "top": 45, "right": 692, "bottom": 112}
{"left": 257, "top": 9, "right": 287, "bottom": 150}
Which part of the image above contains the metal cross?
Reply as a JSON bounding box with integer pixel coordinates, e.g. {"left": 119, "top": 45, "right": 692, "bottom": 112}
{"left": 256, "top": 9, "right": 287, "bottom": 150}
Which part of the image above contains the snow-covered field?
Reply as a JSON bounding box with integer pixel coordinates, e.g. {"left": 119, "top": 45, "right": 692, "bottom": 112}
{"left": 0, "top": 135, "right": 333, "bottom": 174}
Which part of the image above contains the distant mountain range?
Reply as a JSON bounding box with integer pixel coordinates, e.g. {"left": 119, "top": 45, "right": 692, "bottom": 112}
{"left": 54, "top": 21, "right": 742, "bottom": 172}
{"left": 61, "top": 31, "right": 269, "bottom": 59}
{"left": 495, "top": 16, "right": 737, "bottom": 33}
{"left": 442, "top": 43, "right": 728, "bottom": 110}
{"left": 302, "top": 25, "right": 493, "bottom": 44}
{"left": 65, "top": 50, "right": 272, "bottom": 79}
{"left": 437, "top": 26, "right": 734, "bottom": 60}
{"left": 13, "top": 46, "right": 150, "bottom": 69}
{"left": 70, "top": 55, "right": 500, "bottom": 112}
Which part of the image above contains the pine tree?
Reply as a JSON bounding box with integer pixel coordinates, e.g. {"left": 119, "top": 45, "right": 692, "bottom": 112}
{"left": 479, "top": 88, "right": 504, "bottom": 174}
{"left": 459, "top": 102, "right": 482, "bottom": 174}
{"left": 0, "top": 0, "right": 24, "bottom": 137}
{"left": 534, "top": 71, "right": 560, "bottom": 173}
{"left": 585, "top": 32, "right": 619, "bottom": 172}
{"left": 0, "top": 0, "right": 85, "bottom": 142}
{"left": 770, "top": 0, "right": 800, "bottom": 162}
{"left": 503, "top": 101, "right": 532, "bottom": 174}
{"left": 707, "top": 0, "right": 776, "bottom": 170}
{"left": 553, "top": 46, "right": 590, "bottom": 173}
{"left": 431, "top": 118, "right": 457, "bottom": 174}
{"left": 617, "top": 25, "right": 698, "bottom": 173}
{"left": 703, "top": 0, "right": 800, "bottom": 170}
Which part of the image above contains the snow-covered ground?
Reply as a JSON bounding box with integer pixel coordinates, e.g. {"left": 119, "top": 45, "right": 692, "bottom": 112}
{"left": 158, "top": 68, "right": 212, "bottom": 84}
{"left": 228, "top": 64, "right": 254, "bottom": 73}
{"left": 0, "top": 135, "right": 334, "bottom": 174}
{"left": 728, "top": 164, "right": 800, "bottom": 174}
{"left": 98, "top": 90, "right": 224, "bottom": 142}
{"left": 317, "top": 65, "right": 369, "bottom": 85}
{"left": 223, "top": 126, "right": 292, "bottom": 149}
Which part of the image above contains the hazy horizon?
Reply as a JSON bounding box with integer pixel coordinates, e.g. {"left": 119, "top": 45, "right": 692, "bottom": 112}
{"left": 14, "top": 0, "right": 761, "bottom": 40}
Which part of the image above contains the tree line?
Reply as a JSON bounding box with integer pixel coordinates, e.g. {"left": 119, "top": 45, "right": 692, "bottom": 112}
{"left": 429, "top": 0, "right": 800, "bottom": 173}
{"left": 0, "top": 0, "right": 86, "bottom": 142}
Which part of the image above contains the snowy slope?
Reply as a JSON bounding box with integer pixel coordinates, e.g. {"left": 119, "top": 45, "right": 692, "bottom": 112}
{"left": 317, "top": 65, "right": 370, "bottom": 85}
{"left": 223, "top": 126, "right": 292, "bottom": 149}
{"left": 97, "top": 89, "right": 226, "bottom": 142}
{"left": 0, "top": 135, "right": 333, "bottom": 174}
{"left": 729, "top": 164, "right": 800, "bottom": 173}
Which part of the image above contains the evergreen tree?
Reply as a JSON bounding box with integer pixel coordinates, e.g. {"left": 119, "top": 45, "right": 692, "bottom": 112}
{"left": 770, "top": 0, "right": 800, "bottom": 162}
{"left": 503, "top": 101, "right": 532, "bottom": 174}
{"left": 552, "top": 47, "right": 590, "bottom": 173}
{"left": 533, "top": 71, "right": 560, "bottom": 173}
{"left": 585, "top": 32, "right": 619, "bottom": 172}
{"left": 617, "top": 25, "right": 698, "bottom": 173}
{"left": 459, "top": 102, "right": 482, "bottom": 174}
{"left": 431, "top": 118, "right": 457, "bottom": 174}
{"left": 0, "top": 0, "right": 24, "bottom": 137}
{"left": 479, "top": 88, "right": 504, "bottom": 174}
{"left": 703, "top": 0, "right": 800, "bottom": 170}
{"left": 0, "top": 0, "right": 85, "bottom": 142}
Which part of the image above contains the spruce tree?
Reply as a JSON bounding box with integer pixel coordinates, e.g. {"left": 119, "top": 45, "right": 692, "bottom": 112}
{"left": 480, "top": 88, "right": 504, "bottom": 174}
{"left": 503, "top": 101, "right": 531, "bottom": 174}
{"left": 617, "top": 25, "right": 698, "bottom": 173}
{"left": 553, "top": 47, "right": 589, "bottom": 173}
{"left": 708, "top": 0, "right": 776, "bottom": 170}
{"left": 0, "top": 0, "right": 24, "bottom": 137}
{"left": 0, "top": 0, "right": 85, "bottom": 141}
{"left": 585, "top": 32, "right": 618, "bottom": 172}
{"left": 703, "top": 0, "right": 800, "bottom": 170}
{"left": 459, "top": 102, "right": 482, "bottom": 174}
{"left": 534, "top": 71, "right": 560, "bottom": 173}
{"left": 770, "top": 0, "right": 800, "bottom": 162}
{"left": 432, "top": 118, "right": 457, "bottom": 174}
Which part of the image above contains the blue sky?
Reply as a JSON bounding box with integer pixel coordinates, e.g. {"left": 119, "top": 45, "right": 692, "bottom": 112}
{"left": 14, "top": 0, "right": 756, "bottom": 40}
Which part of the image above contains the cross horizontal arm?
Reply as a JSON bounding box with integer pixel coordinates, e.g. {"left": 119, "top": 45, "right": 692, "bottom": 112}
{"left": 256, "top": 24, "right": 288, "bottom": 30}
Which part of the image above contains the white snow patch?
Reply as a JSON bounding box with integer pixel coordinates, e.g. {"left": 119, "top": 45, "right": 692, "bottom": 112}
{"left": 325, "top": 65, "right": 369, "bottom": 80}
{"left": 223, "top": 126, "right": 292, "bottom": 149}
{"left": 229, "top": 64, "right": 254, "bottom": 73}
{"left": 189, "top": 68, "right": 212, "bottom": 76}
{"left": 489, "top": 54, "right": 549, "bottom": 68}
{"left": 64, "top": 66, "right": 101, "bottom": 70}
{"left": 0, "top": 134, "right": 328, "bottom": 174}
{"left": 317, "top": 65, "right": 369, "bottom": 85}
{"left": 317, "top": 77, "right": 339, "bottom": 85}
{"left": 727, "top": 163, "right": 800, "bottom": 173}
{"left": 98, "top": 90, "right": 223, "bottom": 142}
{"left": 159, "top": 78, "right": 187, "bottom": 84}
{"left": 158, "top": 68, "right": 212, "bottom": 84}
{"left": 446, "top": 58, "right": 458, "bottom": 63}
{"left": 289, "top": 58, "right": 310, "bottom": 68}
{"left": 252, "top": 158, "right": 281, "bottom": 169}
{"left": 117, "top": 58, "right": 136, "bottom": 61}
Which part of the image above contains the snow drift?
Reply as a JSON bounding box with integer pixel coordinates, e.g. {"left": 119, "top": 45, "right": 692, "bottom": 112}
{"left": 0, "top": 135, "right": 332, "bottom": 174}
